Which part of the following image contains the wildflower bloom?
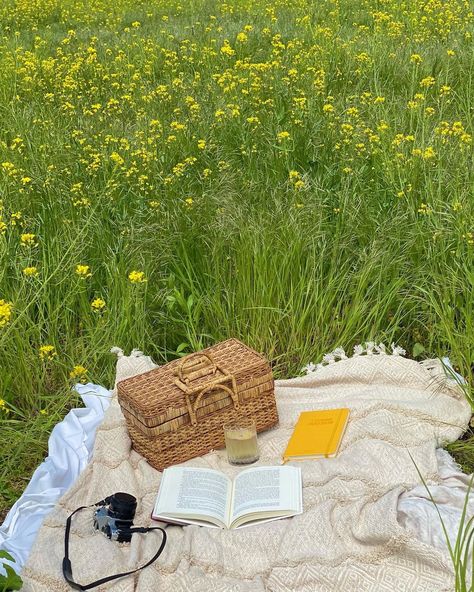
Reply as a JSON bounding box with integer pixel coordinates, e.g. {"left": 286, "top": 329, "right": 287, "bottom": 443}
{"left": 10, "top": 212, "right": 22, "bottom": 226}
{"left": 185, "top": 197, "right": 194, "bottom": 206}
{"left": 0, "top": 220, "right": 6, "bottom": 234}
{"left": 410, "top": 54, "right": 422, "bottom": 64}
{"left": 277, "top": 131, "right": 291, "bottom": 142}
{"left": 220, "top": 41, "right": 235, "bottom": 56}
{"left": 75, "top": 264, "right": 92, "bottom": 278}
{"left": 418, "top": 203, "right": 432, "bottom": 214}
{"left": 91, "top": 297, "right": 106, "bottom": 311}
{"left": 420, "top": 76, "right": 435, "bottom": 88}
{"left": 197, "top": 139, "right": 206, "bottom": 150}
{"left": 0, "top": 300, "right": 13, "bottom": 326}
{"left": 23, "top": 266, "right": 39, "bottom": 277}
{"left": 128, "top": 270, "right": 147, "bottom": 283}
{"left": 422, "top": 146, "right": 436, "bottom": 160}
{"left": 0, "top": 398, "right": 10, "bottom": 414}
{"left": 110, "top": 152, "right": 124, "bottom": 165}
{"left": 20, "top": 233, "right": 37, "bottom": 247}
{"left": 70, "top": 365, "right": 88, "bottom": 381}
{"left": 39, "top": 345, "right": 57, "bottom": 360}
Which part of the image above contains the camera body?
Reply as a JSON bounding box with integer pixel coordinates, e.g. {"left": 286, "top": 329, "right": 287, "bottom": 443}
{"left": 93, "top": 492, "right": 137, "bottom": 542}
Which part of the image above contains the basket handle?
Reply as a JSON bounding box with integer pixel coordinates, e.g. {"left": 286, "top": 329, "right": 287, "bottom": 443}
{"left": 176, "top": 352, "right": 217, "bottom": 382}
{"left": 186, "top": 383, "right": 239, "bottom": 426}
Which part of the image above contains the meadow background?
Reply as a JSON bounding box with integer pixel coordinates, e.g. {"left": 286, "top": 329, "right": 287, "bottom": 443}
{"left": 1, "top": 0, "right": 474, "bottom": 517}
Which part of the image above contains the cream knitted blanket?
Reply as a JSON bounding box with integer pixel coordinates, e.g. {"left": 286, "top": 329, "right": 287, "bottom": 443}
{"left": 22, "top": 346, "right": 472, "bottom": 592}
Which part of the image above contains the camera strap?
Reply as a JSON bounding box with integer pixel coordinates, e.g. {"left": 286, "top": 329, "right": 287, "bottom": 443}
{"left": 63, "top": 497, "right": 167, "bottom": 591}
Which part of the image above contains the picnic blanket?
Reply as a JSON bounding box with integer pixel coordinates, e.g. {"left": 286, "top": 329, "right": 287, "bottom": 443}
{"left": 21, "top": 345, "right": 472, "bottom": 591}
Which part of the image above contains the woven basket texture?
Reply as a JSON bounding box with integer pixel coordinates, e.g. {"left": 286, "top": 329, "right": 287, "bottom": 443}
{"left": 117, "top": 338, "right": 277, "bottom": 470}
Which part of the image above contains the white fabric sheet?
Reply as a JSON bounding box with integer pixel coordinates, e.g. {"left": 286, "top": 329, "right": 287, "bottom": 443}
{"left": 0, "top": 384, "right": 112, "bottom": 574}
{"left": 0, "top": 357, "right": 472, "bottom": 577}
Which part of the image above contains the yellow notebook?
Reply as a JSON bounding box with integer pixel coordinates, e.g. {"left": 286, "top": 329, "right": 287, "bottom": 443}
{"left": 283, "top": 408, "right": 350, "bottom": 462}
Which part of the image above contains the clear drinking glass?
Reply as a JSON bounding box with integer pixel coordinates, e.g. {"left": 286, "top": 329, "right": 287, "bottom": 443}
{"left": 223, "top": 418, "right": 259, "bottom": 465}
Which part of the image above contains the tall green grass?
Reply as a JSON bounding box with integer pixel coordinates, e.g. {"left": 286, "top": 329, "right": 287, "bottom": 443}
{"left": 0, "top": 0, "right": 473, "bottom": 516}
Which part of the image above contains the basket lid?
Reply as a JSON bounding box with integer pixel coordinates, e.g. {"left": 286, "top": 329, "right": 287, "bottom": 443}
{"left": 117, "top": 338, "right": 269, "bottom": 427}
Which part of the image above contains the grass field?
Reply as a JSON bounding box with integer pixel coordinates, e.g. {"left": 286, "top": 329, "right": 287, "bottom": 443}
{"left": 1, "top": 0, "right": 474, "bottom": 518}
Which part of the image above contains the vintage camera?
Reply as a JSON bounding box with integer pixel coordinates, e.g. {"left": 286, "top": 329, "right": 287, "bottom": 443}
{"left": 93, "top": 492, "right": 137, "bottom": 542}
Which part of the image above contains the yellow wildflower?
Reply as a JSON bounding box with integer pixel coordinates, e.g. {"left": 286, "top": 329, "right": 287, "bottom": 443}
{"left": 197, "top": 139, "right": 206, "bottom": 150}
{"left": 220, "top": 41, "right": 235, "bottom": 56}
{"left": 110, "top": 152, "right": 124, "bottom": 166}
{"left": 420, "top": 76, "right": 435, "bottom": 88}
{"left": 128, "top": 270, "right": 147, "bottom": 283}
{"left": 10, "top": 212, "right": 22, "bottom": 226}
{"left": 185, "top": 197, "right": 194, "bottom": 206}
{"left": 418, "top": 203, "right": 432, "bottom": 214}
{"left": 294, "top": 180, "right": 305, "bottom": 191}
{"left": 0, "top": 300, "right": 13, "bottom": 327}
{"left": 91, "top": 297, "right": 106, "bottom": 312}
{"left": 75, "top": 264, "right": 92, "bottom": 278}
{"left": 410, "top": 54, "right": 422, "bottom": 64}
{"left": 422, "top": 146, "right": 436, "bottom": 160}
{"left": 20, "top": 233, "right": 37, "bottom": 247}
{"left": 39, "top": 345, "right": 57, "bottom": 360}
{"left": 277, "top": 131, "right": 291, "bottom": 142}
{"left": 70, "top": 365, "right": 88, "bottom": 382}
{"left": 23, "top": 266, "right": 39, "bottom": 277}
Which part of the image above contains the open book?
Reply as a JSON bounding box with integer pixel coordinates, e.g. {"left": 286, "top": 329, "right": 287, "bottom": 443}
{"left": 152, "top": 465, "right": 302, "bottom": 529}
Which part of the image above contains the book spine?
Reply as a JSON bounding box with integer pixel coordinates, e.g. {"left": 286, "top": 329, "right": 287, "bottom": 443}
{"left": 325, "top": 409, "right": 341, "bottom": 458}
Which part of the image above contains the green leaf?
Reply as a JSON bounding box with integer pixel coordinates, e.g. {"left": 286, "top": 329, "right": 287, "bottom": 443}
{"left": 176, "top": 342, "right": 189, "bottom": 353}
{"left": 0, "top": 553, "right": 14, "bottom": 563}
{"left": 0, "top": 565, "right": 23, "bottom": 591}
{"left": 412, "top": 342, "right": 425, "bottom": 358}
{"left": 186, "top": 294, "right": 194, "bottom": 310}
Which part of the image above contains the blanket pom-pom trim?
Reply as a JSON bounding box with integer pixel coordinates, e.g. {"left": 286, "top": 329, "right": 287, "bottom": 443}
{"left": 302, "top": 342, "right": 406, "bottom": 374}
{"left": 110, "top": 346, "right": 124, "bottom": 357}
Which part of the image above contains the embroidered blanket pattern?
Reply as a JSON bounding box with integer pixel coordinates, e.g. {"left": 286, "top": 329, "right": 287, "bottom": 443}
{"left": 21, "top": 346, "right": 471, "bottom": 591}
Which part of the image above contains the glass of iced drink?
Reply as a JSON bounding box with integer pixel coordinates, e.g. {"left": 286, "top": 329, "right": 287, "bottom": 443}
{"left": 223, "top": 418, "right": 259, "bottom": 465}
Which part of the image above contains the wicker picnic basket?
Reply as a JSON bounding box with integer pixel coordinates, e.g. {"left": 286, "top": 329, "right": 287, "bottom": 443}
{"left": 117, "top": 338, "right": 278, "bottom": 470}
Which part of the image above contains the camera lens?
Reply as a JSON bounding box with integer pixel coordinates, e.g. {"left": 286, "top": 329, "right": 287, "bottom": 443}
{"left": 109, "top": 492, "right": 137, "bottom": 521}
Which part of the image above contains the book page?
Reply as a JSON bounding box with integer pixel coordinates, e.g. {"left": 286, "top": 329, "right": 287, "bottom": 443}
{"left": 153, "top": 467, "right": 232, "bottom": 526}
{"left": 230, "top": 466, "right": 302, "bottom": 524}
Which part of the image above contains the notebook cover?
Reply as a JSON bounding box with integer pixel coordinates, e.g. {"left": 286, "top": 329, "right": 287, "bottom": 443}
{"left": 283, "top": 408, "right": 350, "bottom": 461}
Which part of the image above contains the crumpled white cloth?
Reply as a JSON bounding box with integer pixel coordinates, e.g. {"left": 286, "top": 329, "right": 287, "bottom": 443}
{"left": 0, "top": 383, "right": 112, "bottom": 575}
{"left": 0, "top": 358, "right": 472, "bottom": 577}
{"left": 399, "top": 448, "right": 474, "bottom": 552}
